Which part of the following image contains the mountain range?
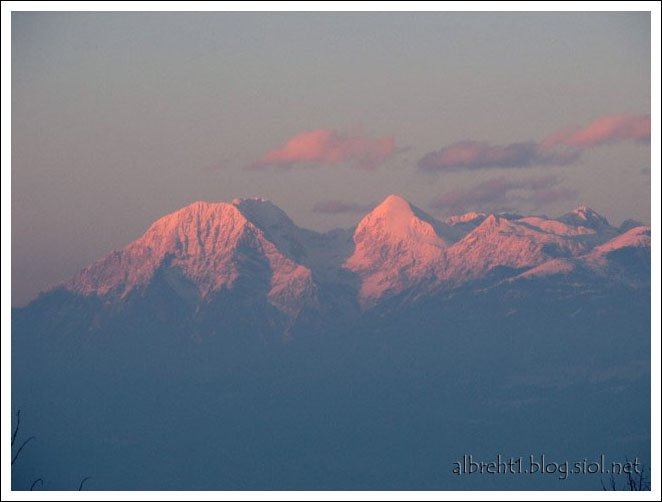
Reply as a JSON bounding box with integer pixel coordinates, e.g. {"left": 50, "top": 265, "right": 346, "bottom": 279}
{"left": 11, "top": 194, "right": 651, "bottom": 490}
{"left": 18, "top": 194, "right": 650, "bottom": 338}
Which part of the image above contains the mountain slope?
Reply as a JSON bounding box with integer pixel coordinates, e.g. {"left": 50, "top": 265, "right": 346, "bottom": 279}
{"left": 510, "top": 225, "right": 651, "bottom": 287}
{"left": 444, "top": 213, "right": 590, "bottom": 284}
{"left": 343, "top": 195, "right": 454, "bottom": 306}
{"left": 20, "top": 195, "right": 650, "bottom": 332}
{"left": 12, "top": 197, "right": 650, "bottom": 491}
{"left": 66, "top": 201, "right": 317, "bottom": 317}
{"left": 558, "top": 205, "right": 614, "bottom": 231}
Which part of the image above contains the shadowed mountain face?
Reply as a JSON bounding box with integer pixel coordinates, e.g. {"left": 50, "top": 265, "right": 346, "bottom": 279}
{"left": 12, "top": 196, "right": 651, "bottom": 490}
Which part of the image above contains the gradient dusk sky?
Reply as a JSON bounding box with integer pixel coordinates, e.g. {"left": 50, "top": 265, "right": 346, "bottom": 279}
{"left": 11, "top": 12, "right": 651, "bottom": 306}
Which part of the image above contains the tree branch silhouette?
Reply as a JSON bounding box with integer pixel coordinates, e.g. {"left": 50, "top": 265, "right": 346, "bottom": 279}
{"left": 29, "top": 478, "right": 43, "bottom": 491}
{"left": 11, "top": 409, "right": 21, "bottom": 447}
{"left": 12, "top": 409, "right": 92, "bottom": 490}
{"left": 601, "top": 458, "right": 650, "bottom": 491}
{"left": 11, "top": 435, "right": 35, "bottom": 466}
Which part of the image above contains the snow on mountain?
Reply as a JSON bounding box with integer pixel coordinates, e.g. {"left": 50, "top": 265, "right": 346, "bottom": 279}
{"left": 343, "top": 195, "right": 453, "bottom": 306}
{"left": 66, "top": 201, "right": 317, "bottom": 317}
{"left": 445, "top": 212, "right": 487, "bottom": 237}
{"left": 515, "top": 258, "right": 577, "bottom": 279}
{"left": 344, "top": 198, "right": 590, "bottom": 306}
{"left": 231, "top": 197, "right": 311, "bottom": 262}
{"left": 558, "top": 206, "right": 613, "bottom": 231}
{"left": 443, "top": 213, "right": 589, "bottom": 284}
{"left": 585, "top": 226, "right": 651, "bottom": 264}
{"left": 57, "top": 195, "right": 649, "bottom": 316}
{"left": 510, "top": 225, "right": 650, "bottom": 283}
{"left": 619, "top": 218, "right": 645, "bottom": 232}
{"left": 446, "top": 211, "right": 487, "bottom": 226}
{"left": 515, "top": 216, "right": 596, "bottom": 237}
{"left": 231, "top": 197, "right": 356, "bottom": 286}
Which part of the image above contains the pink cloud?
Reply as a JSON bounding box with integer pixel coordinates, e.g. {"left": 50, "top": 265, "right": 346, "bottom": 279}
{"left": 252, "top": 129, "right": 396, "bottom": 170}
{"left": 418, "top": 141, "right": 578, "bottom": 171}
{"left": 419, "top": 113, "right": 650, "bottom": 172}
{"left": 542, "top": 114, "right": 651, "bottom": 149}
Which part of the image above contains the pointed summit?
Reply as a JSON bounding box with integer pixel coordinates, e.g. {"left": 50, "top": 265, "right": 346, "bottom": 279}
{"left": 65, "top": 199, "right": 317, "bottom": 317}
{"left": 360, "top": 195, "right": 423, "bottom": 239}
{"left": 558, "top": 206, "right": 611, "bottom": 230}
{"left": 354, "top": 195, "right": 454, "bottom": 246}
{"left": 571, "top": 206, "right": 606, "bottom": 220}
{"left": 358, "top": 195, "right": 457, "bottom": 242}
{"left": 46, "top": 197, "right": 647, "bottom": 318}
{"left": 371, "top": 194, "right": 414, "bottom": 216}
{"left": 345, "top": 195, "right": 452, "bottom": 307}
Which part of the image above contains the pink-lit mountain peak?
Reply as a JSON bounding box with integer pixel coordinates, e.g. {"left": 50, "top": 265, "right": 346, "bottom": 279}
{"left": 572, "top": 205, "right": 604, "bottom": 218}
{"left": 144, "top": 201, "right": 248, "bottom": 250}
{"left": 344, "top": 195, "right": 455, "bottom": 306}
{"left": 559, "top": 205, "right": 612, "bottom": 230}
{"left": 361, "top": 194, "right": 417, "bottom": 227}
{"left": 372, "top": 193, "right": 414, "bottom": 215}
{"left": 67, "top": 200, "right": 316, "bottom": 316}
{"left": 60, "top": 195, "right": 648, "bottom": 314}
{"left": 355, "top": 194, "right": 454, "bottom": 244}
{"left": 514, "top": 225, "right": 651, "bottom": 282}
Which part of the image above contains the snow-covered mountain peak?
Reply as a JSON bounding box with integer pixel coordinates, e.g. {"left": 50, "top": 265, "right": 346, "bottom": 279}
{"left": 559, "top": 206, "right": 611, "bottom": 230}
{"left": 145, "top": 201, "right": 248, "bottom": 238}
{"left": 573, "top": 205, "right": 597, "bottom": 215}
{"left": 354, "top": 195, "right": 451, "bottom": 244}
{"left": 344, "top": 195, "right": 452, "bottom": 306}
{"left": 372, "top": 193, "right": 414, "bottom": 214}
{"left": 65, "top": 199, "right": 317, "bottom": 317}
{"left": 53, "top": 197, "right": 650, "bottom": 318}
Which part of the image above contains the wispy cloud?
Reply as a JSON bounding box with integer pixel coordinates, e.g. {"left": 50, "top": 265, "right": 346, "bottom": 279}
{"left": 541, "top": 114, "right": 651, "bottom": 149}
{"left": 418, "top": 113, "right": 650, "bottom": 172}
{"left": 429, "top": 175, "right": 578, "bottom": 215}
{"left": 252, "top": 129, "right": 396, "bottom": 170}
{"left": 418, "top": 141, "right": 579, "bottom": 171}
{"left": 312, "top": 199, "right": 375, "bottom": 214}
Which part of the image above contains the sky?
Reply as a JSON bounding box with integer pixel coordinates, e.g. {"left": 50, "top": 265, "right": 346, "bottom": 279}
{"left": 11, "top": 12, "right": 651, "bottom": 306}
